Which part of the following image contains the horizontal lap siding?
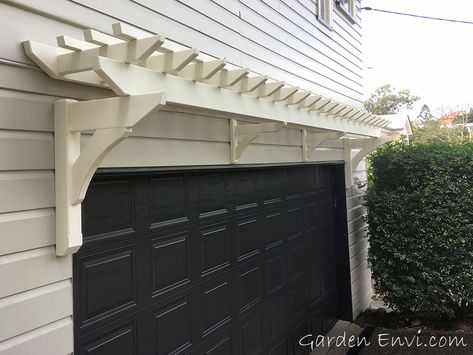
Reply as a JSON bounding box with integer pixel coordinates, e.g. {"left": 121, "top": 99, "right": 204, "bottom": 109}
{"left": 0, "top": 85, "right": 74, "bottom": 354}
{"left": 3, "top": 0, "right": 364, "bottom": 106}
{"left": 0, "top": 1, "right": 368, "bottom": 352}
{"left": 346, "top": 184, "right": 373, "bottom": 319}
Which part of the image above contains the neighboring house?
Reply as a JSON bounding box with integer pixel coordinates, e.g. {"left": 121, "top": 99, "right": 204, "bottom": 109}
{"left": 0, "top": 1, "right": 399, "bottom": 354}
{"left": 437, "top": 110, "right": 464, "bottom": 127}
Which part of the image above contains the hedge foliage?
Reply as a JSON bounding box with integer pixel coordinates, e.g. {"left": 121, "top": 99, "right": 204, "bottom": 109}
{"left": 364, "top": 142, "right": 473, "bottom": 317}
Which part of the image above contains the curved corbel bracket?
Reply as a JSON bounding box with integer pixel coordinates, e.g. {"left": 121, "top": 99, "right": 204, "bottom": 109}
{"left": 343, "top": 136, "right": 392, "bottom": 188}
{"left": 54, "top": 93, "right": 166, "bottom": 256}
{"left": 230, "top": 119, "right": 287, "bottom": 163}
{"left": 351, "top": 137, "right": 391, "bottom": 169}
{"left": 71, "top": 127, "right": 131, "bottom": 205}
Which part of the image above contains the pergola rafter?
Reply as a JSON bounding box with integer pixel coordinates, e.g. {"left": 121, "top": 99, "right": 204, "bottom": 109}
{"left": 22, "top": 22, "right": 398, "bottom": 256}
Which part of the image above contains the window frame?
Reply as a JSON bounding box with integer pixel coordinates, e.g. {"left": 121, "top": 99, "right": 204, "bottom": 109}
{"left": 335, "top": 0, "right": 357, "bottom": 23}
{"left": 317, "top": 0, "right": 334, "bottom": 30}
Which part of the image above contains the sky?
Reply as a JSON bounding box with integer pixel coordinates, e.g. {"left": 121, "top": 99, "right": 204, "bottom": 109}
{"left": 361, "top": 0, "right": 473, "bottom": 117}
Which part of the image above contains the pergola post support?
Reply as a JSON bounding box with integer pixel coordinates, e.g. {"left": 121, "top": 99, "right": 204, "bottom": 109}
{"left": 54, "top": 93, "right": 166, "bottom": 256}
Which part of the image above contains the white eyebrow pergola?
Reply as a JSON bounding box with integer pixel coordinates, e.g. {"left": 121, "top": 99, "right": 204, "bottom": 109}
{"left": 23, "top": 22, "right": 398, "bottom": 256}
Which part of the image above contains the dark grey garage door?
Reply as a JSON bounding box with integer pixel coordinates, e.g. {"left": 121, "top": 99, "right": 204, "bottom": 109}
{"left": 73, "top": 164, "right": 350, "bottom": 355}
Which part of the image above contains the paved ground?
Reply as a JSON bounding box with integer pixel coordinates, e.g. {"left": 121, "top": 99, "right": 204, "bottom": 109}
{"left": 356, "top": 327, "right": 473, "bottom": 355}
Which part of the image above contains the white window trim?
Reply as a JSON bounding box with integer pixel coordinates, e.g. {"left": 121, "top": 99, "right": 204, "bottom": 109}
{"left": 335, "top": 0, "right": 357, "bottom": 23}
{"left": 317, "top": 0, "right": 333, "bottom": 30}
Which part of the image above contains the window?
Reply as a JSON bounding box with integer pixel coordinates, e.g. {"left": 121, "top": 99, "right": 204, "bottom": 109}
{"left": 336, "top": 0, "right": 356, "bottom": 22}
{"left": 317, "top": 0, "right": 333, "bottom": 28}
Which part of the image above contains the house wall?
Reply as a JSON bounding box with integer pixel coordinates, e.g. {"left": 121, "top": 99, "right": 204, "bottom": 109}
{"left": 0, "top": 1, "right": 371, "bottom": 353}
{"left": 348, "top": 161, "right": 373, "bottom": 319}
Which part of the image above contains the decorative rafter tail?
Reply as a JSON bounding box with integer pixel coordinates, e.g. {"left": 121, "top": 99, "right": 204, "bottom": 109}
{"left": 178, "top": 59, "right": 227, "bottom": 80}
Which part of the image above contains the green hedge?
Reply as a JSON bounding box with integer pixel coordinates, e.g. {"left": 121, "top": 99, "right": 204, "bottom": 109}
{"left": 364, "top": 142, "right": 473, "bottom": 317}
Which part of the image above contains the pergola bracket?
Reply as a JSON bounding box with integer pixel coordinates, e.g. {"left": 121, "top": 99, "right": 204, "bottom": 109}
{"left": 343, "top": 136, "right": 392, "bottom": 188}
{"left": 230, "top": 120, "right": 287, "bottom": 163}
{"left": 54, "top": 93, "right": 166, "bottom": 256}
{"left": 302, "top": 131, "right": 344, "bottom": 161}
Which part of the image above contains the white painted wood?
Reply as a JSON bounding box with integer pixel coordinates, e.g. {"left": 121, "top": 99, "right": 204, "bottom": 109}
{"left": 349, "top": 236, "right": 368, "bottom": 259}
{"left": 0, "top": 131, "right": 54, "bottom": 171}
{"left": 1, "top": 0, "right": 365, "bottom": 106}
{"left": 346, "top": 205, "right": 366, "bottom": 222}
{"left": 100, "top": 138, "right": 230, "bottom": 167}
{"left": 307, "top": 147, "right": 344, "bottom": 162}
{"left": 349, "top": 246, "right": 369, "bottom": 273}
{"left": 0, "top": 63, "right": 111, "bottom": 100}
{"left": 350, "top": 261, "right": 370, "bottom": 286}
{"left": 57, "top": 35, "right": 99, "bottom": 51}
{"left": 55, "top": 94, "right": 166, "bottom": 255}
{"left": 0, "top": 246, "right": 71, "bottom": 298}
{"left": 231, "top": 120, "right": 287, "bottom": 163}
{"left": 145, "top": 49, "right": 200, "bottom": 73}
{"left": 178, "top": 59, "right": 227, "bottom": 81}
{"left": 346, "top": 193, "right": 362, "bottom": 210}
{"left": 0, "top": 209, "right": 55, "bottom": 256}
{"left": 230, "top": 75, "right": 268, "bottom": 94}
{"left": 132, "top": 109, "right": 230, "bottom": 142}
{"left": 204, "top": 68, "right": 250, "bottom": 88}
{"left": 346, "top": 182, "right": 373, "bottom": 319}
{"left": 83, "top": 29, "right": 124, "bottom": 45}
{"left": 0, "top": 317, "right": 73, "bottom": 355}
{"left": 238, "top": 144, "right": 303, "bottom": 164}
{"left": 0, "top": 280, "right": 72, "bottom": 342}
{"left": 112, "top": 22, "right": 152, "bottom": 40}
{"left": 302, "top": 131, "right": 343, "bottom": 161}
{"left": 0, "top": 171, "right": 54, "bottom": 214}
{"left": 69, "top": 56, "right": 382, "bottom": 137}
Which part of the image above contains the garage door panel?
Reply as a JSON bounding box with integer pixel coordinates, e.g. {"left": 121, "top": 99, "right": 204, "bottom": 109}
{"left": 201, "top": 278, "right": 232, "bottom": 338}
{"left": 289, "top": 243, "right": 306, "bottom": 282}
{"left": 286, "top": 167, "right": 303, "bottom": 198}
{"left": 269, "top": 339, "right": 288, "bottom": 355}
{"left": 83, "top": 178, "right": 135, "bottom": 241}
{"left": 200, "top": 221, "right": 231, "bottom": 277}
{"left": 231, "top": 170, "right": 260, "bottom": 211}
{"left": 240, "top": 314, "right": 264, "bottom": 355}
{"left": 266, "top": 291, "right": 287, "bottom": 344}
{"left": 264, "top": 209, "right": 284, "bottom": 249}
{"left": 75, "top": 165, "right": 346, "bottom": 354}
{"left": 78, "top": 321, "right": 138, "bottom": 355}
{"left": 150, "top": 232, "right": 192, "bottom": 297}
{"left": 317, "top": 166, "right": 334, "bottom": 189}
{"left": 308, "top": 263, "right": 323, "bottom": 304}
{"left": 303, "top": 166, "right": 318, "bottom": 193}
{"left": 263, "top": 168, "right": 285, "bottom": 205}
{"left": 203, "top": 333, "right": 233, "bottom": 355}
{"left": 150, "top": 175, "right": 191, "bottom": 228}
{"left": 286, "top": 206, "right": 304, "bottom": 241}
{"left": 289, "top": 278, "right": 310, "bottom": 324}
{"left": 265, "top": 251, "right": 285, "bottom": 295}
{"left": 292, "top": 320, "right": 311, "bottom": 355}
{"left": 305, "top": 202, "right": 318, "bottom": 229}
{"left": 234, "top": 214, "right": 262, "bottom": 263}
{"left": 76, "top": 243, "right": 138, "bottom": 329}
{"left": 197, "top": 173, "right": 228, "bottom": 218}
{"left": 237, "top": 263, "right": 263, "bottom": 314}
{"left": 154, "top": 296, "right": 194, "bottom": 354}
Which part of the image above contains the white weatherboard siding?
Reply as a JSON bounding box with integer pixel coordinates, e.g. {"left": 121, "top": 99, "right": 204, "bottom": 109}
{"left": 1, "top": 0, "right": 364, "bottom": 107}
{"left": 347, "top": 158, "right": 373, "bottom": 319}
{"left": 0, "top": 1, "right": 372, "bottom": 353}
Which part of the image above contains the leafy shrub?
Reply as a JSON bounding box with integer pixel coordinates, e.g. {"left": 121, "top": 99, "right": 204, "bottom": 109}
{"left": 364, "top": 142, "right": 473, "bottom": 318}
